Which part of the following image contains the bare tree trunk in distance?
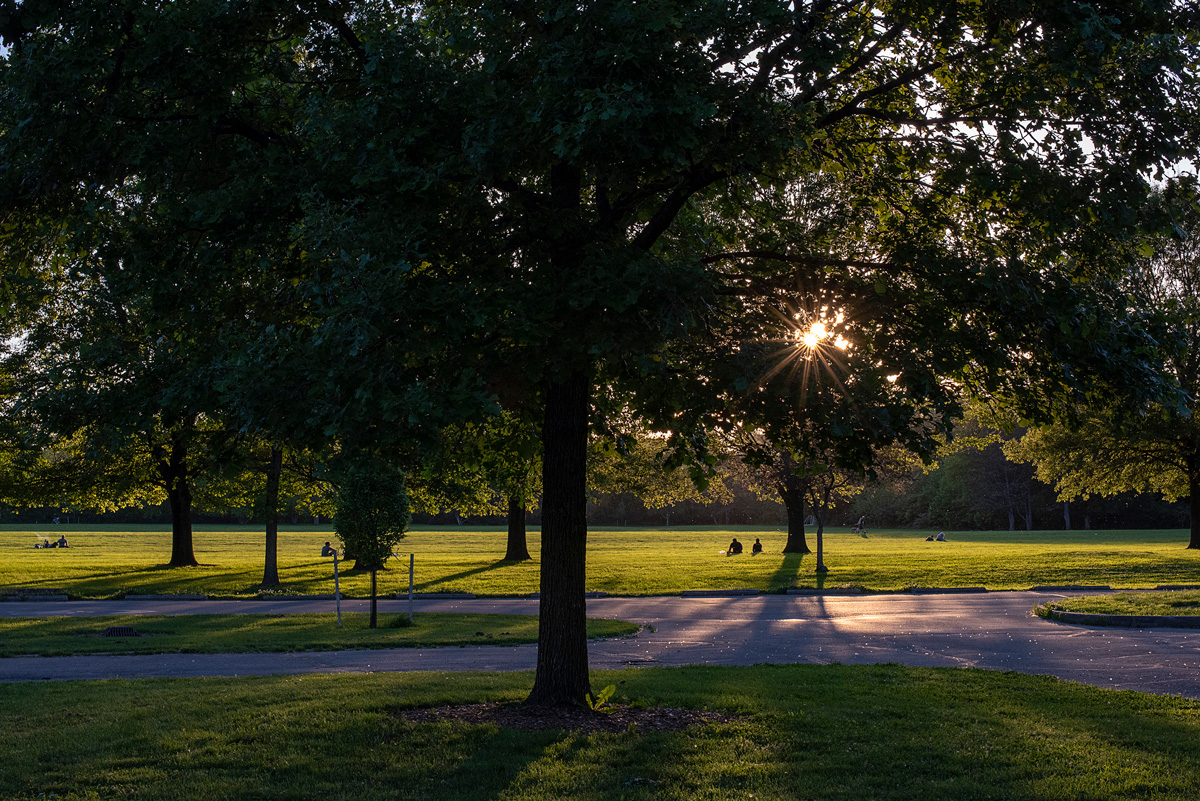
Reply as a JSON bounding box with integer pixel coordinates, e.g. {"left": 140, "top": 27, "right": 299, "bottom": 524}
{"left": 261, "top": 443, "right": 284, "bottom": 586}
{"left": 503, "top": 494, "right": 532, "bottom": 561}
{"left": 526, "top": 370, "right": 592, "bottom": 707}
{"left": 1063, "top": 500, "right": 1071, "bottom": 531}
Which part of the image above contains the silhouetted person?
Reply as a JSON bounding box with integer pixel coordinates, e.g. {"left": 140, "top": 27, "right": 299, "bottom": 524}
{"left": 726, "top": 538, "right": 743, "bottom": 556}
{"left": 751, "top": 538, "right": 763, "bottom": 555}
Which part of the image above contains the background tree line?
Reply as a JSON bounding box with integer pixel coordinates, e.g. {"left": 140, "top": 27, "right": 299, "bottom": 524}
{"left": 4, "top": 420, "right": 1189, "bottom": 533}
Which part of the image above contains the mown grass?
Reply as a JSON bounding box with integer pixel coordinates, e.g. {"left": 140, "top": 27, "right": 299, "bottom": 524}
{"left": 2, "top": 523, "right": 1197, "bottom": 598}
{"left": 1041, "top": 590, "right": 1200, "bottom": 617}
{"left": 2, "top": 664, "right": 1199, "bottom": 800}
{"left": 0, "top": 613, "right": 637, "bottom": 657}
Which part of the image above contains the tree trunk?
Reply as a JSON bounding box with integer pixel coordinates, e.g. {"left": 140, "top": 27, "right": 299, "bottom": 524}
{"left": 166, "top": 478, "right": 196, "bottom": 567}
{"left": 813, "top": 484, "right": 831, "bottom": 572}
{"left": 1188, "top": 467, "right": 1199, "bottom": 550}
{"left": 814, "top": 514, "right": 828, "bottom": 573}
{"left": 503, "top": 494, "right": 532, "bottom": 561}
{"left": 526, "top": 370, "right": 591, "bottom": 707}
{"left": 261, "top": 443, "right": 284, "bottom": 586}
{"left": 158, "top": 431, "right": 197, "bottom": 568}
{"left": 780, "top": 479, "right": 811, "bottom": 553}
{"left": 1026, "top": 494, "right": 1034, "bottom": 531}
{"left": 1063, "top": 501, "right": 1071, "bottom": 531}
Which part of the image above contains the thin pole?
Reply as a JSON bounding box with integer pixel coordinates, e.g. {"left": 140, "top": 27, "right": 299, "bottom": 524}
{"left": 370, "top": 570, "right": 377, "bottom": 629}
{"left": 332, "top": 553, "right": 341, "bottom": 628}
{"left": 408, "top": 553, "right": 414, "bottom": 624}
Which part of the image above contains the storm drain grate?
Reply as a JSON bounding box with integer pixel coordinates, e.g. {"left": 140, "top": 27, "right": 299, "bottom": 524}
{"left": 101, "top": 626, "right": 139, "bottom": 638}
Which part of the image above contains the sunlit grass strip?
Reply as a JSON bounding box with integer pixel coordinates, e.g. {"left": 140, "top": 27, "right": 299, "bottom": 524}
{"left": 1, "top": 524, "right": 1197, "bottom": 598}
{"left": 0, "top": 613, "right": 637, "bottom": 657}
{"left": 1040, "top": 590, "right": 1200, "bottom": 618}
{"left": 1, "top": 664, "right": 1199, "bottom": 800}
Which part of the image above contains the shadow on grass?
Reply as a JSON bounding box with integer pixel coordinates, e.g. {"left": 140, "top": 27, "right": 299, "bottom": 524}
{"left": 414, "top": 559, "right": 523, "bottom": 592}
{"left": 769, "top": 553, "right": 807, "bottom": 590}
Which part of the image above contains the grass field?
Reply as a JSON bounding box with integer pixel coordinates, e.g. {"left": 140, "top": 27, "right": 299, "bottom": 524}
{"left": 1041, "top": 590, "right": 1200, "bottom": 617}
{"left": 2, "top": 665, "right": 1199, "bottom": 800}
{"left": 2, "top": 523, "right": 1197, "bottom": 598}
{"left": 0, "top": 613, "right": 638, "bottom": 657}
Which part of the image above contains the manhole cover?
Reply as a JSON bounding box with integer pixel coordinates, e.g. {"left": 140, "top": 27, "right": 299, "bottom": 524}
{"left": 101, "top": 626, "right": 139, "bottom": 638}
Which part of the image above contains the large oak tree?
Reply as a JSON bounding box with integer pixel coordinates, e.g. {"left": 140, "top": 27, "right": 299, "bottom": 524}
{"left": 2, "top": 1, "right": 1196, "bottom": 708}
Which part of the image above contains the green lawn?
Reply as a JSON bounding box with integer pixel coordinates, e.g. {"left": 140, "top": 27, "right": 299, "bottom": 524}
{"left": 1041, "top": 590, "right": 1200, "bottom": 617}
{"left": 2, "top": 523, "right": 1197, "bottom": 598}
{"left": 1, "top": 665, "right": 1198, "bottom": 800}
{"left": 0, "top": 613, "right": 638, "bottom": 657}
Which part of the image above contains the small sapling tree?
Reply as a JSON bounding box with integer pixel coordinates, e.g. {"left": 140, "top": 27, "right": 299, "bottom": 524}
{"left": 332, "top": 453, "right": 411, "bottom": 628}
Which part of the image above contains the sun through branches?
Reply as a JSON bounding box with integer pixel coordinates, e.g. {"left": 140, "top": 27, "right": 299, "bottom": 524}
{"left": 762, "top": 304, "right": 854, "bottom": 401}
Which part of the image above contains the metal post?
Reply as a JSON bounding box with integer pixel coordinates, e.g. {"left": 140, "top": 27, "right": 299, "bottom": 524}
{"left": 408, "top": 552, "right": 414, "bottom": 623}
{"left": 332, "top": 553, "right": 342, "bottom": 628}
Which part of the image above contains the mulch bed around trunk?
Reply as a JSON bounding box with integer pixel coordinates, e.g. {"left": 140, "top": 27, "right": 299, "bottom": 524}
{"left": 393, "top": 702, "right": 737, "bottom": 734}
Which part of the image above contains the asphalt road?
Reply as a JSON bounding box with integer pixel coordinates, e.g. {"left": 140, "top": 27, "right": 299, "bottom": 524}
{"left": 3, "top": 592, "right": 1199, "bottom": 698}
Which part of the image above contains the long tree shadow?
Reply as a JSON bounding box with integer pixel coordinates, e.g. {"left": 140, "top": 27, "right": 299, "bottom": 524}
{"left": 22, "top": 563, "right": 224, "bottom": 594}
{"left": 769, "top": 553, "right": 807, "bottom": 590}
{"left": 413, "top": 559, "right": 528, "bottom": 592}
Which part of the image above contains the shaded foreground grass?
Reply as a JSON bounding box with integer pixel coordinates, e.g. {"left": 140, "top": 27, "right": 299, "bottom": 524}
{"left": 2, "top": 664, "right": 1199, "bottom": 800}
{"left": 2, "top": 523, "right": 1197, "bottom": 598}
{"left": 0, "top": 614, "right": 637, "bottom": 657}
{"left": 1042, "top": 590, "right": 1200, "bottom": 617}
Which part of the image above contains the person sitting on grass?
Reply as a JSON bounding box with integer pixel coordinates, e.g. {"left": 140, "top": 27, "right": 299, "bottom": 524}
{"left": 56, "top": 535, "right": 68, "bottom": 548}
{"left": 321, "top": 541, "right": 339, "bottom": 557}
{"left": 935, "top": 531, "right": 946, "bottom": 541}
{"left": 925, "top": 534, "right": 935, "bottom": 541}
{"left": 751, "top": 538, "right": 763, "bottom": 555}
{"left": 726, "top": 537, "right": 743, "bottom": 556}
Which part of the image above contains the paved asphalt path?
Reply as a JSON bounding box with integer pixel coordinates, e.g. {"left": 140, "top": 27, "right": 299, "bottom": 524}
{"left": 3, "top": 592, "right": 1199, "bottom": 698}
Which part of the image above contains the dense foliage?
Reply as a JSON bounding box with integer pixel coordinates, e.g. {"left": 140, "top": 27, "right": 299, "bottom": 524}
{"left": 1006, "top": 180, "right": 1200, "bottom": 547}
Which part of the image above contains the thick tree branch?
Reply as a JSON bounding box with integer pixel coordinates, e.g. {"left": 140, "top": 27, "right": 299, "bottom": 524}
{"left": 312, "top": 0, "right": 367, "bottom": 62}
{"left": 631, "top": 165, "right": 726, "bottom": 252}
